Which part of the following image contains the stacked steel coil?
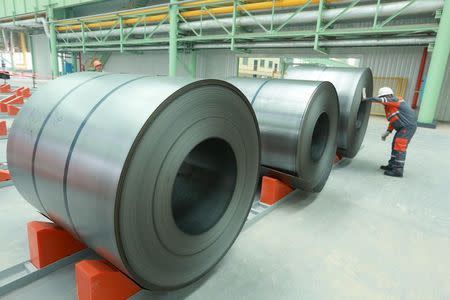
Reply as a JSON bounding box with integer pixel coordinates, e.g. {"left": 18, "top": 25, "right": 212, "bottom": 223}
{"left": 227, "top": 78, "right": 340, "bottom": 192}
{"left": 285, "top": 65, "right": 373, "bottom": 158}
{"left": 7, "top": 72, "right": 261, "bottom": 290}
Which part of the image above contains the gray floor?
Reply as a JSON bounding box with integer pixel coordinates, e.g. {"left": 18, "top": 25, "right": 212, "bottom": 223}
{"left": 1, "top": 116, "right": 450, "bottom": 299}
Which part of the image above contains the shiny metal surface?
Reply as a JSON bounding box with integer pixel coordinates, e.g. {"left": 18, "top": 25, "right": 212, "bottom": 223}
{"left": 60, "top": 36, "right": 437, "bottom": 52}
{"left": 285, "top": 65, "right": 373, "bottom": 158}
{"left": 227, "top": 78, "right": 339, "bottom": 192}
{"left": 7, "top": 73, "right": 260, "bottom": 290}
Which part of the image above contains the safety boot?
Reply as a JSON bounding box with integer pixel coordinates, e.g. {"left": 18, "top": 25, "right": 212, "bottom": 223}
{"left": 384, "top": 168, "right": 403, "bottom": 178}
{"left": 380, "top": 165, "right": 393, "bottom": 171}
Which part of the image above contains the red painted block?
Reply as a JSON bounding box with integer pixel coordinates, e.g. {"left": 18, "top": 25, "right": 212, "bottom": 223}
{"left": 260, "top": 176, "right": 293, "bottom": 205}
{"left": 5, "top": 96, "right": 24, "bottom": 105}
{"left": 0, "top": 170, "right": 11, "bottom": 182}
{"left": 0, "top": 121, "right": 6, "bottom": 136}
{"left": 0, "top": 84, "right": 11, "bottom": 93}
{"left": 76, "top": 260, "right": 141, "bottom": 300}
{"left": 21, "top": 87, "right": 31, "bottom": 97}
{"left": 27, "top": 221, "right": 87, "bottom": 269}
{"left": 0, "top": 94, "right": 16, "bottom": 103}
{"left": 7, "top": 105, "right": 20, "bottom": 116}
{"left": 14, "top": 87, "right": 24, "bottom": 96}
{"left": 0, "top": 96, "right": 21, "bottom": 112}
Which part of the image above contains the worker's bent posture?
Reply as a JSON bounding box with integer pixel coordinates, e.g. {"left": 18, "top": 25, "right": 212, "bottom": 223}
{"left": 364, "top": 87, "right": 417, "bottom": 177}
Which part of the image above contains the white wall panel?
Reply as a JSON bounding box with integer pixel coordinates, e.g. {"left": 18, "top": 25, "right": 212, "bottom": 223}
{"left": 104, "top": 51, "right": 191, "bottom": 77}
{"left": 31, "top": 34, "right": 52, "bottom": 79}
{"left": 196, "top": 49, "right": 238, "bottom": 79}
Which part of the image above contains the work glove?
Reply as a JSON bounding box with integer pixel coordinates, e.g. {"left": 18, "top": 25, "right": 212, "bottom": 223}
{"left": 381, "top": 131, "right": 390, "bottom": 141}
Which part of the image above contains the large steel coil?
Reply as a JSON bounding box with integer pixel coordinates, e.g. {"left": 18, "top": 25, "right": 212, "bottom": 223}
{"left": 285, "top": 65, "right": 373, "bottom": 158}
{"left": 227, "top": 78, "right": 339, "bottom": 192}
{"left": 7, "top": 72, "right": 261, "bottom": 290}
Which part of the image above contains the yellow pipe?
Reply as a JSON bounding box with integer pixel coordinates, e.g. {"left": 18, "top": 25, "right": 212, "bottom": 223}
{"left": 56, "top": 0, "right": 330, "bottom": 32}
{"left": 15, "top": 32, "right": 28, "bottom": 70}
{"left": 56, "top": 0, "right": 227, "bottom": 26}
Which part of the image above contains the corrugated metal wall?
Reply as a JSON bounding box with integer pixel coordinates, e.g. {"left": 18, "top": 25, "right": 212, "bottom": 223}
{"left": 197, "top": 50, "right": 237, "bottom": 79}
{"left": 105, "top": 51, "right": 191, "bottom": 76}
{"left": 99, "top": 46, "right": 450, "bottom": 121}
{"left": 248, "top": 46, "right": 425, "bottom": 103}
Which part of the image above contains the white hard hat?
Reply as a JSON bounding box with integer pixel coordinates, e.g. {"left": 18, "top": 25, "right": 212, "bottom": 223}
{"left": 378, "top": 87, "right": 394, "bottom": 97}
{"left": 93, "top": 59, "right": 102, "bottom": 67}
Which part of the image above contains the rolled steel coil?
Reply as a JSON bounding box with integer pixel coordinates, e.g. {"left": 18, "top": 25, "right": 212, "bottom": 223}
{"left": 7, "top": 72, "right": 260, "bottom": 290}
{"left": 226, "top": 78, "right": 339, "bottom": 192}
{"left": 285, "top": 65, "right": 373, "bottom": 158}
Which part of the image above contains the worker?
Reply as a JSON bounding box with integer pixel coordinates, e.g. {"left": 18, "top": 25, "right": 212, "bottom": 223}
{"left": 363, "top": 87, "right": 417, "bottom": 178}
{"left": 93, "top": 59, "right": 103, "bottom": 72}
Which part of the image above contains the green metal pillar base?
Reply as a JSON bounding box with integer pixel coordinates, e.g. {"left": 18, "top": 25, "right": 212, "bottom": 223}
{"left": 27, "top": 33, "right": 37, "bottom": 75}
{"left": 417, "top": 122, "right": 437, "bottom": 129}
{"left": 48, "top": 6, "right": 59, "bottom": 79}
{"left": 417, "top": 0, "right": 450, "bottom": 125}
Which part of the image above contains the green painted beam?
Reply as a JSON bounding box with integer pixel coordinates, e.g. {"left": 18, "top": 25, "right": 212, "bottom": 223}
{"left": 72, "top": 52, "right": 78, "bottom": 72}
{"left": 418, "top": 0, "right": 450, "bottom": 125}
{"left": 169, "top": 0, "right": 178, "bottom": 77}
{"left": 57, "top": 23, "right": 438, "bottom": 49}
{"left": 49, "top": 6, "right": 59, "bottom": 79}
{"left": 314, "top": 0, "right": 324, "bottom": 52}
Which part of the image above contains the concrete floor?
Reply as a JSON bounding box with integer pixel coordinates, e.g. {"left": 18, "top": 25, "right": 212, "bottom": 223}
{"left": 1, "top": 115, "right": 450, "bottom": 299}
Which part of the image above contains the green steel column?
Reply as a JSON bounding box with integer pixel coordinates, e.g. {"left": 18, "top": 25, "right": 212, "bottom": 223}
{"left": 418, "top": 0, "right": 450, "bottom": 125}
{"left": 169, "top": 0, "right": 178, "bottom": 76}
{"left": 48, "top": 6, "right": 59, "bottom": 79}
{"left": 72, "top": 52, "right": 78, "bottom": 72}
{"left": 190, "top": 50, "right": 197, "bottom": 78}
{"left": 27, "top": 33, "right": 37, "bottom": 74}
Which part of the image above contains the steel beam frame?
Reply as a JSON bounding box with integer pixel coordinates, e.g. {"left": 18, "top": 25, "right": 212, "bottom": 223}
{"left": 169, "top": 0, "right": 178, "bottom": 76}
{"left": 48, "top": 6, "right": 59, "bottom": 79}
{"left": 52, "top": 0, "right": 439, "bottom": 53}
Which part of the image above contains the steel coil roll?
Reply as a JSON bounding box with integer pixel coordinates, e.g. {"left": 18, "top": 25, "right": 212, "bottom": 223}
{"left": 226, "top": 78, "right": 339, "bottom": 192}
{"left": 7, "top": 72, "right": 260, "bottom": 290}
{"left": 285, "top": 65, "right": 373, "bottom": 158}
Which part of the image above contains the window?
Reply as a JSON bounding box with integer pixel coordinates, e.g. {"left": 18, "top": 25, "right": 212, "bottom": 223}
{"left": 237, "top": 56, "right": 280, "bottom": 78}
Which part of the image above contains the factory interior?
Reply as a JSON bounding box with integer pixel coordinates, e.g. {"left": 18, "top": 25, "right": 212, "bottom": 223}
{"left": 0, "top": 0, "right": 450, "bottom": 299}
